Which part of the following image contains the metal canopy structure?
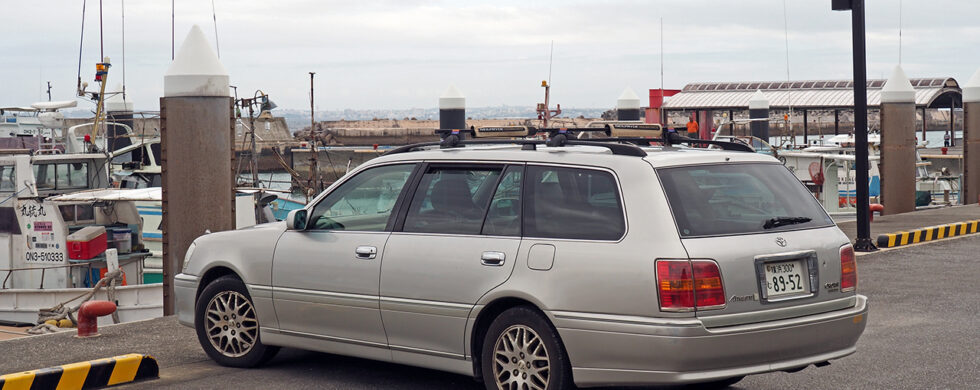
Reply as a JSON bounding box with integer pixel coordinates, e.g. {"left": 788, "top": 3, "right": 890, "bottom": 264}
{"left": 663, "top": 78, "right": 961, "bottom": 110}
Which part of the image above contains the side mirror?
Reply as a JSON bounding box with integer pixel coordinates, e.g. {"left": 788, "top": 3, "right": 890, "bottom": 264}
{"left": 286, "top": 209, "right": 308, "bottom": 231}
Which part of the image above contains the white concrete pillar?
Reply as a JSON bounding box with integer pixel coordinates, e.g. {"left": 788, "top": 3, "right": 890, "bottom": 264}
{"left": 616, "top": 88, "right": 641, "bottom": 121}
{"left": 160, "top": 25, "right": 234, "bottom": 315}
{"left": 962, "top": 67, "right": 980, "bottom": 204}
{"left": 879, "top": 65, "right": 917, "bottom": 214}
{"left": 748, "top": 90, "right": 770, "bottom": 141}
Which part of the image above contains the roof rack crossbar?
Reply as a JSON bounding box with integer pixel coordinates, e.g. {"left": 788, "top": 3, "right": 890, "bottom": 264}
{"left": 381, "top": 128, "right": 752, "bottom": 156}
{"left": 382, "top": 138, "right": 647, "bottom": 157}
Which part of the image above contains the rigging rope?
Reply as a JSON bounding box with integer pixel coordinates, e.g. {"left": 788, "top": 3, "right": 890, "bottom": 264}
{"left": 77, "top": 0, "right": 87, "bottom": 94}
{"left": 26, "top": 269, "right": 124, "bottom": 335}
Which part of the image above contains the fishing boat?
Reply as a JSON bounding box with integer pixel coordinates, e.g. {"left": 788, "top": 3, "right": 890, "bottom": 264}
{"left": 0, "top": 154, "right": 161, "bottom": 326}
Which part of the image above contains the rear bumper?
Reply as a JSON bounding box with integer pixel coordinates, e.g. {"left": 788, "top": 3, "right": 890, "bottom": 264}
{"left": 554, "top": 295, "right": 868, "bottom": 387}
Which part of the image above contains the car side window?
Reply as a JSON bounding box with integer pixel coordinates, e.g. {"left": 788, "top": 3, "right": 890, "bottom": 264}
{"left": 308, "top": 164, "right": 415, "bottom": 231}
{"left": 481, "top": 166, "right": 523, "bottom": 236}
{"left": 524, "top": 165, "right": 625, "bottom": 240}
{"left": 403, "top": 166, "right": 503, "bottom": 235}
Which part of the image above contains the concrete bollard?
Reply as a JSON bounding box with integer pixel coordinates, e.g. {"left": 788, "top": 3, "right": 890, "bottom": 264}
{"left": 749, "top": 90, "right": 770, "bottom": 141}
{"left": 963, "top": 67, "right": 980, "bottom": 204}
{"left": 77, "top": 300, "right": 117, "bottom": 337}
{"left": 878, "top": 65, "right": 917, "bottom": 215}
{"left": 105, "top": 84, "right": 136, "bottom": 156}
{"left": 616, "top": 88, "right": 641, "bottom": 121}
{"left": 439, "top": 86, "right": 466, "bottom": 133}
{"left": 160, "top": 25, "right": 235, "bottom": 315}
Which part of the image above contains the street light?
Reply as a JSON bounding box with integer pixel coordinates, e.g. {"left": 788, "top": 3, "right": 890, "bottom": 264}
{"left": 833, "top": 0, "right": 877, "bottom": 252}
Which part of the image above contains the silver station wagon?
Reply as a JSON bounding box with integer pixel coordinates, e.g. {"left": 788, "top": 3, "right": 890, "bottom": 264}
{"left": 175, "top": 127, "right": 868, "bottom": 389}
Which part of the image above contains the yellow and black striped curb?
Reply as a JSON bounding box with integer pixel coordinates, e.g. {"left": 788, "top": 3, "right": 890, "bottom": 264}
{"left": 876, "top": 220, "right": 980, "bottom": 248}
{"left": 0, "top": 353, "right": 158, "bottom": 390}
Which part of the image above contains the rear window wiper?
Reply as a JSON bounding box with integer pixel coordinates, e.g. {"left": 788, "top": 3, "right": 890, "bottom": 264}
{"left": 763, "top": 216, "right": 812, "bottom": 229}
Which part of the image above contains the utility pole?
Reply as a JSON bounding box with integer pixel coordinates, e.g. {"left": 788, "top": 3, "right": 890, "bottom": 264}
{"left": 308, "top": 72, "right": 319, "bottom": 201}
{"left": 46, "top": 82, "right": 52, "bottom": 101}
{"left": 833, "top": 0, "right": 877, "bottom": 252}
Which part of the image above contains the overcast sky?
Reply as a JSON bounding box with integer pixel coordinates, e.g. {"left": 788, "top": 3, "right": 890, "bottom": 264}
{"left": 1, "top": 0, "right": 978, "bottom": 111}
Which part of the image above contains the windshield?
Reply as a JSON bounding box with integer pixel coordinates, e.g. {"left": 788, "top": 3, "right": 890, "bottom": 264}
{"left": 658, "top": 163, "right": 834, "bottom": 237}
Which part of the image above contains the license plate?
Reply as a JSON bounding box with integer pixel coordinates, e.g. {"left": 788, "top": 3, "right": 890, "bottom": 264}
{"left": 763, "top": 259, "right": 809, "bottom": 298}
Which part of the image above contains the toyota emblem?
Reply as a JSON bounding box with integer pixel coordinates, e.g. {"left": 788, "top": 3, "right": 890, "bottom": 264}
{"left": 775, "top": 237, "right": 787, "bottom": 247}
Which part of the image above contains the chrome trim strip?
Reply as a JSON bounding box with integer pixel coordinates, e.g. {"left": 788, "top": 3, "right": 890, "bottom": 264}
{"left": 274, "top": 286, "right": 378, "bottom": 303}
{"left": 389, "top": 344, "right": 466, "bottom": 360}
{"left": 551, "top": 311, "right": 702, "bottom": 327}
{"left": 174, "top": 273, "right": 198, "bottom": 283}
{"left": 249, "top": 284, "right": 273, "bottom": 292}
{"left": 699, "top": 295, "right": 858, "bottom": 329}
{"left": 380, "top": 296, "right": 472, "bottom": 310}
{"left": 276, "top": 328, "right": 389, "bottom": 349}
{"left": 703, "top": 295, "right": 865, "bottom": 333}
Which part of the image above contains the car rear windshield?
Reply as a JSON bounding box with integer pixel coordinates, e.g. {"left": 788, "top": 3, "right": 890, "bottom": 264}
{"left": 658, "top": 163, "right": 834, "bottom": 237}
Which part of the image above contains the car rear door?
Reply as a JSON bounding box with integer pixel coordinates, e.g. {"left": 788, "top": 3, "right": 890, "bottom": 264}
{"left": 380, "top": 163, "right": 523, "bottom": 360}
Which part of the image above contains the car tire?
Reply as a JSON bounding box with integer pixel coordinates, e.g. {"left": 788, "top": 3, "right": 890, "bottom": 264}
{"left": 195, "top": 275, "right": 279, "bottom": 367}
{"left": 480, "top": 306, "right": 573, "bottom": 390}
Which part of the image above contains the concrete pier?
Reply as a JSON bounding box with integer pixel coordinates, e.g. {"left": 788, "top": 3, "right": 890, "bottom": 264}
{"left": 439, "top": 86, "right": 465, "bottom": 132}
{"left": 879, "top": 65, "right": 917, "bottom": 215}
{"left": 963, "top": 68, "right": 980, "bottom": 204}
{"left": 159, "top": 25, "right": 235, "bottom": 315}
{"left": 748, "top": 90, "right": 770, "bottom": 140}
{"left": 616, "top": 88, "right": 641, "bottom": 121}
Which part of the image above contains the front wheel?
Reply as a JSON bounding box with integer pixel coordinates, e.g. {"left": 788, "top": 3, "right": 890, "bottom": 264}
{"left": 481, "top": 306, "right": 573, "bottom": 390}
{"left": 195, "top": 276, "right": 279, "bottom": 367}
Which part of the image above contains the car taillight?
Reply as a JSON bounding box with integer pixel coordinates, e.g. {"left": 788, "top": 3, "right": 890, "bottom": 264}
{"left": 840, "top": 244, "right": 857, "bottom": 292}
{"left": 692, "top": 260, "right": 725, "bottom": 308}
{"left": 657, "top": 259, "right": 725, "bottom": 312}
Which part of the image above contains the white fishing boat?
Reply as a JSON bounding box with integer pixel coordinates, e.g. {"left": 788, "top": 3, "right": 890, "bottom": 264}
{"left": 0, "top": 155, "right": 162, "bottom": 326}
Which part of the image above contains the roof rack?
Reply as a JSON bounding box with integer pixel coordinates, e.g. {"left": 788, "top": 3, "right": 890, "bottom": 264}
{"left": 382, "top": 124, "right": 754, "bottom": 157}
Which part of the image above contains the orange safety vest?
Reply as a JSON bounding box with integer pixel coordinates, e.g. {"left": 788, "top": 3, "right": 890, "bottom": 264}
{"left": 686, "top": 121, "right": 699, "bottom": 134}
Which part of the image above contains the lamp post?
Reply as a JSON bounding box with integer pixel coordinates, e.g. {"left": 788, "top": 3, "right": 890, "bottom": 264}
{"left": 832, "top": 0, "right": 877, "bottom": 252}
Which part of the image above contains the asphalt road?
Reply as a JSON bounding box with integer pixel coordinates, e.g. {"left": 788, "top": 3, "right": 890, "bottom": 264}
{"left": 5, "top": 235, "right": 979, "bottom": 389}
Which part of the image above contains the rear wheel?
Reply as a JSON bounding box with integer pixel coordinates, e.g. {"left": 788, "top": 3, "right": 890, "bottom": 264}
{"left": 481, "top": 306, "right": 573, "bottom": 390}
{"left": 195, "top": 276, "right": 279, "bottom": 367}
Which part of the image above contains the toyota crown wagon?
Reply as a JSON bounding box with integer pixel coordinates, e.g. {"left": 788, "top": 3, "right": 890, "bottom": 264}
{"left": 175, "top": 136, "right": 867, "bottom": 389}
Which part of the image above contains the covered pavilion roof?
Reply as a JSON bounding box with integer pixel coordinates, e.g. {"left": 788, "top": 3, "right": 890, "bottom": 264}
{"left": 661, "top": 78, "right": 961, "bottom": 110}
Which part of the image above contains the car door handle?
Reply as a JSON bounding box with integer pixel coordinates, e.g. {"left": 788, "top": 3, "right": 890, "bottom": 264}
{"left": 481, "top": 251, "right": 506, "bottom": 266}
{"left": 355, "top": 246, "right": 377, "bottom": 260}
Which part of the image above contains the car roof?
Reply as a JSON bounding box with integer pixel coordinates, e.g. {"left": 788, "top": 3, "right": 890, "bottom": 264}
{"left": 368, "top": 143, "right": 779, "bottom": 168}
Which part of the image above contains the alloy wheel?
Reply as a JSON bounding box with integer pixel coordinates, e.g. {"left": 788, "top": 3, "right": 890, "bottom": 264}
{"left": 205, "top": 291, "right": 259, "bottom": 358}
{"left": 491, "top": 324, "right": 551, "bottom": 390}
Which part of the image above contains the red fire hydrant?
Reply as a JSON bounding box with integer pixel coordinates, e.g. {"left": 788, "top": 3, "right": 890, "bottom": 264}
{"left": 77, "top": 300, "right": 117, "bottom": 338}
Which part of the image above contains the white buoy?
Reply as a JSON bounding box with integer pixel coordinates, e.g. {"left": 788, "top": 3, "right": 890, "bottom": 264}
{"left": 617, "top": 88, "right": 641, "bottom": 121}
{"left": 164, "top": 25, "right": 229, "bottom": 97}
{"left": 880, "top": 65, "right": 915, "bottom": 103}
